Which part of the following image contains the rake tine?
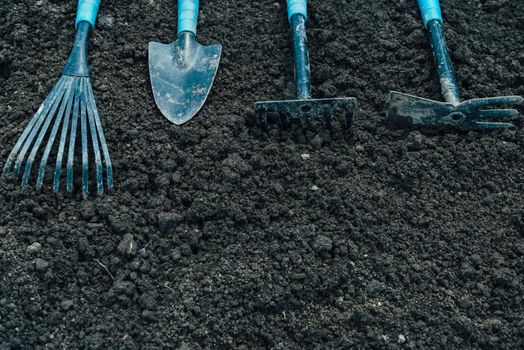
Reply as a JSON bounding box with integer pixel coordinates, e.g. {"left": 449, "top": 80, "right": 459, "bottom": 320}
{"left": 323, "top": 108, "right": 333, "bottom": 129}
{"left": 463, "top": 96, "right": 524, "bottom": 109}
{"left": 80, "top": 80, "right": 89, "bottom": 198}
{"left": 345, "top": 106, "right": 354, "bottom": 129}
{"left": 53, "top": 78, "right": 77, "bottom": 192}
{"left": 300, "top": 114, "right": 310, "bottom": 130}
{"left": 66, "top": 79, "right": 82, "bottom": 192}
{"left": 36, "top": 77, "right": 74, "bottom": 190}
{"left": 21, "top": 78, "right": 69, "bottom": 186}
{"left": 2, "top": 82, "right": 63, "bottom": 177}
{"left": 12, "top": 78, "right": 66, "bottom": 177}
{"left": 479, "top": 109, "right": 520, "bottom": 119}
{"left": 84, "top": 80, "right": 103, "bottom": 195}
{"left": 257, "top": 109, "right": 268, "bottom": 129}
{"left": 474, "top": 121, "right": 515, "bottom": 129}
{"left": 86, "top": 80, "right": 113, "bottom": 190}
{"left": 279, "top": 112, "right": 290, "bottom": 129}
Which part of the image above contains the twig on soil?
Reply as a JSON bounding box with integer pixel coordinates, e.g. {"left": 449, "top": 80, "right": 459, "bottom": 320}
{"left": 95, "top": 259, "right": 114, "bottom": 280}
{"left": 163, "top": 281, "right": 176, "bottom": 293}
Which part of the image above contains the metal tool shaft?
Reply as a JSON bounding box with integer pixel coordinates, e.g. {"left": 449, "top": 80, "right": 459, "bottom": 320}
{"left": 291, "top": 14, "right": 311, "bottom": 100}
{"left": 427, "top": 19, "right": 460, "bottom": 105}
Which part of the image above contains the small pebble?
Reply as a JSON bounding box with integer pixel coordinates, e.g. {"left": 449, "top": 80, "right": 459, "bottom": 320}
{"left": 60, "top": 300, "right": 74, "bottom": 311}
{"left": 310, "top": 135, "right": 323, "bottom": 150}
{"left": 171, "top": 248, "right": 182, "bottom": 261}
{"left": 98, "top": 15, "right": 114, "bottom": 29}
{"left": 301, "top": 153, "right": 310, "bottom": 160}
{"left": 98, "top": 84, "right": 109, "bottom": 92}
{"left": 26, "top": 242, "right": 42, "bottom": 253}
{"left": 117, "top": 234, "right": 137, "bottom": 257}
{"left": 177, "top": 343, "right": 190, "bottom": 350}
{"left": 33, "top": 258, "right": 49, "bottom": 271}
{"left": 158, "top": 212, "right": 181, "bottom": 233}
{"left": 398, "top": 334, "right": 406, "bottom": 344}
{"left": 311, "top": 185, "right": 319, "bottom": 191}
{"left": 312, "top": 235, "right": 333, "bottom": 253}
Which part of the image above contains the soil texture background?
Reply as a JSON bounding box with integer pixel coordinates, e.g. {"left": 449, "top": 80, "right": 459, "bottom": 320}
{"left": 0, "top": 0, "right": 523, "bottom": 349}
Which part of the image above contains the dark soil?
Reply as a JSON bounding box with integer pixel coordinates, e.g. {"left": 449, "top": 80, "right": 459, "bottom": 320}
{"left": 1, "top": 0, "right": 523, "bottom": 349}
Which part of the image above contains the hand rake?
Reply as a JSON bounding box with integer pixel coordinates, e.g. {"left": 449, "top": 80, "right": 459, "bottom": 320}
{"left": 2, "top": 0, "right": 112, "bottom": 198}
{"left": 255, "top": 0, "right": 357, "bottom": 129}
{"left": 386, "top": 0, "right": 523, "bottom": 129}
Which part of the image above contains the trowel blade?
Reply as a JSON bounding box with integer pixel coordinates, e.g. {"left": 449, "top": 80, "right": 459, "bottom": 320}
{"left": 149, "top": 34, "right": 222, "bottom": 125}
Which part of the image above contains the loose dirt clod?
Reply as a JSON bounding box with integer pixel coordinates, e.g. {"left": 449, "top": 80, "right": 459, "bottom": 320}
{"left": 117, "top": 233, "right": 138, "bottom": 257}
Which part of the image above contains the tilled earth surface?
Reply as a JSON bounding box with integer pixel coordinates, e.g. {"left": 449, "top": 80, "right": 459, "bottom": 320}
{"left": 1, "top": 0, "right": 523, "bottom": 349}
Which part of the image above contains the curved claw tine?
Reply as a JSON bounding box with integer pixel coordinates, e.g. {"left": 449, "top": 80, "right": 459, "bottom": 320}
{"left": 464, "top": 96, "right": 524, "bottom": 109}
{"left": 473, "top": 121, "right": 515, "bottom": 129}
{"left": 479, "top": 109, "right": 520, "bottom": 119}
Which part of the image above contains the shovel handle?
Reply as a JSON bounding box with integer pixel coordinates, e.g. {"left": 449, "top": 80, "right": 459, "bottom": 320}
{"left": 417, "top": 0, "right": 443, "bottom": 27}
{"left": 178, "top": 0, "right": 199, "bottom": 35}
{"left": 75, "top": 0, "right": 101, "bottom": 29}
{"left": 287, "top": 0, "right": 307, "bottom": 22}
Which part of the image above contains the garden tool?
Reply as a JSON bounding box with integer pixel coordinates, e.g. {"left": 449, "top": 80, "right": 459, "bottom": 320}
{"left": 149, "top": 0, "right": 222, "bottom": 125}
{"left": 386, "top": 0, "right": 523, "bottom": 129}
{"left": 2, "top": 0, "right": 112, "bottom": 198}
{"left": 255, "top": 0, "right": 357, "bottom": 129}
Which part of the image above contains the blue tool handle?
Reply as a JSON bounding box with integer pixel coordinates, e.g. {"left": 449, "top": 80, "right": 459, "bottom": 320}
{"left": 75, "top": 0, "right": 101, "bottom": 29}
{"left": 178, "top": 0, "right": 199, "bottom": 35}
{"left": 417, "top": 0, "right": 443, "bottom": 27}
{"left": 287, "top": 0, "right": 307, "bottom": 22}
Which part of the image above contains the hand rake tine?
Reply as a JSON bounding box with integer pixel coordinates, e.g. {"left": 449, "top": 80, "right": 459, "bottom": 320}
{"left": 323, "top": 108, "right": 333, "bottom": 129}
{"left": 473, "top": 121, "right": 515, "bottom": 129}
{"left": 257, "top": 110, "right": 268, "bottom": 129}
{"left": 280, "top": 112, "right": 290, "bottom": 129}
{"left": 66, "top": 79, "right": 82, "bottom": 193}
{"left": 479, "top": 109, "right": 520, "bottom": 119}
{"left": 80, "top": 80, "right": 89, "bottom": 198}
{"left": 345, "top": 106, "right": 355, "bottom": 129}
{"left": 85, "top": 80, "right": 104, "bottom": 195}
{"left": 464, "top": 96, "right": 524, "bottom": 109}
{"left": 36, "top": 78, "right": 74, "bottom": 190}
{"left": 21, "top": 78, "right": 69, "bottom": 186}
{"left": 300, "top": 114, "right": 310, "bottom": 129}
{"left": 2, "top": 82, "right": 63, "bottom": 177}
{"left": 53, "top": 78, "right": 77, "bottom": 192}
{"left": 86, "top": 80, "right": 113, "bottom": 190}
{"left": 13, "top": 78, "right": 65, "bottom": 177}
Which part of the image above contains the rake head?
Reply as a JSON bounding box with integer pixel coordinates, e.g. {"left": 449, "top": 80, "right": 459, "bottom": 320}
{"left": 2, "top": 75, "right": 113, "bottom": 198}
{"left": 386, "top": 92, "right": 523, "bottom": 129}
{"left": 255, "top": 97, "right": 357, "bottom": 129}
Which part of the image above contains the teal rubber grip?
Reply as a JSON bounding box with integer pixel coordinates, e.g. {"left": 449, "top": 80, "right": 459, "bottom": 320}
{"left": 75, "top": 0, "right": 101, "bottom": 28}
{"left": 178, "top": 0, "right": 199, "bottom": 35}
{"left": 287, "top": 0, "right": 307, "bottom": 22}
{"left": 417, "top": 0, "right": 443, "bottom": 27}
